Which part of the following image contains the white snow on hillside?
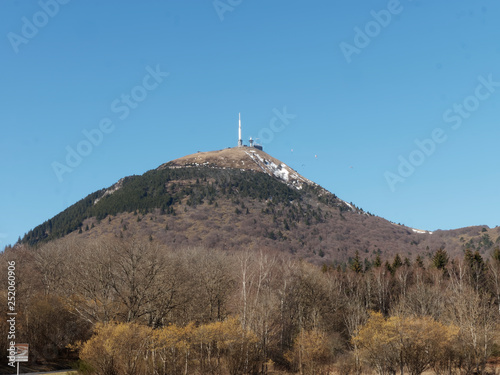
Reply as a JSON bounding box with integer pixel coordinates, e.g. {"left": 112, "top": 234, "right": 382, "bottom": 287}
{"left": 342, "top": 200, "right": 354, "bottom": 210}
{"left": 245, "top": 150, "right": 313, "bottom": 190}
{"left": 412, "top": 228, "right": 433, "bottom": 235}
{"left": 94, "top": 178, "right": 125, "bottom": 205}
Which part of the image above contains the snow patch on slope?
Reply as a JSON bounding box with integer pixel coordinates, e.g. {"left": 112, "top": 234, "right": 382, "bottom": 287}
{"left": 412, "top": 228, "right": 433, "bottom": 235}
{"left": 245, "top": 150, "right": 312, "bottom": 190}
{"left": 94, "top": 178, "right": 125, "bottom": 205}
{"left": 342, "top": 200, "right": 354, "bottom": 210}
{"left": 391, "top": 222, "right": 433, "bottom": 235}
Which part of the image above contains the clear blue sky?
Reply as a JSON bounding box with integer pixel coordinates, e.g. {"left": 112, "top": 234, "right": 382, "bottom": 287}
{"left": 2, "top": 0, "right": 500, "bottom": 247}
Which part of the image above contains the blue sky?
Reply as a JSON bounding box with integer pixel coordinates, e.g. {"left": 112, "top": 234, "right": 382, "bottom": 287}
{"left": 1, "top": 0, "right": 500, "bottom": 247}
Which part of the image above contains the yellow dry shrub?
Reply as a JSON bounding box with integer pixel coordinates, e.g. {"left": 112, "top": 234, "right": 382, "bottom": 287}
{"left": 353, "top": 312, "right": 459, "bottom": 375}
{"left": 151, "top": 322, "right": 196, "bottom": 375}
{"left": 80, "top": 322, "right": 152, "bottom": 375}
{"left": 286, "top": 328, "right": 333, "bottom": 375}
{"left": 79, "top": 317, "right": 261, "bottom": 375}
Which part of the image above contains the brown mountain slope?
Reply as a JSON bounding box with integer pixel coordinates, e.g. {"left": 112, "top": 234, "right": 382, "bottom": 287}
{"left": 68, "top": 195, "right": 500, "bottom": 266}
{"left": 164, "top": 147, "right": 277, "bottom": 171}
{"left": 161, "top": 147, "right": 314, "bottom": 189}
{"left": 21, "top": 147, "right": 500, "bottom": 265}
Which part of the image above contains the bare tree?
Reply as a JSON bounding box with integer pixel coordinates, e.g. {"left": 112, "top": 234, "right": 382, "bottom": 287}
{"left": 398, "top": 277, "right": 445, "bottom": 320}
{"left": 370, "top": 266, "right": 391, "bottom": 315}
{"left": 108, "top": 238, "right": 170, "bottom": 323}
{"left": 186, "top": 247, "right": 237, "bottom": 322}
{"left": 487, "top": 254, "right": 500, "bottom": 315}
{"left": 446, "top": 284, "right": 498, "bottom": 375}
{"left": 62, "top": 239, "right": 121, "bottom": 324}
{"left": 342, "top": 272, "right": 369, "bottom": 375}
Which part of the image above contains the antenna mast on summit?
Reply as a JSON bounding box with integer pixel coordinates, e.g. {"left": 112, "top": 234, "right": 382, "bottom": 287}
{"left": 238, "top": 113, "right": 243, "bottom": 147}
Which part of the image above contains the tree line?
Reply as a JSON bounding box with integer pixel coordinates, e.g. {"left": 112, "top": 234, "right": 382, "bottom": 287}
{"left": 21, "top": 166, "right": 321, "bottom": 246}
{"left": 0, "top": 238, "right": 499, "bottom": 374}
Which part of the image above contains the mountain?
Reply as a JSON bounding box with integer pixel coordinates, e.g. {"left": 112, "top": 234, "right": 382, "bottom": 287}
{"left": 20, "top": 147, "right": 500, "bottom": 264}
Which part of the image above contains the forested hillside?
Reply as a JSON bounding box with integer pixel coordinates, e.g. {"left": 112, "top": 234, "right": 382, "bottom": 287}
{"left": 21, "top": 166, "right": 320, "bottom": 245}
{"left": 17, "top": 156, "right": 500, "bottom": 265}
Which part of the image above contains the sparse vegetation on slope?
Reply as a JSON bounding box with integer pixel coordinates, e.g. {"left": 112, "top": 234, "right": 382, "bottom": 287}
{"left": 19, "top": 155, "right": 500, "bottom": 264}
{"left": 22, "top": 166, "right": 305, "bottom": 245}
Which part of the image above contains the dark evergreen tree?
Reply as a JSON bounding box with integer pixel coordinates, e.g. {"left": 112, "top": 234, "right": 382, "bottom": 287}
{"left": 384, "top": 260, "right": 393, "bottom": 274}
{"left": 465, "top": 249, "right": 486, "bottom": 291}
{"left": 432, "top": 248, "right": 449, "bottom": 270}
{"left": 350, "top": 250, "right": 363, "bottom": 273}
{"left": 392, "top": 254, "right": 403, "bottom": 270}
{"left": 493, "top": 247, "right": 500, "bottom": 262}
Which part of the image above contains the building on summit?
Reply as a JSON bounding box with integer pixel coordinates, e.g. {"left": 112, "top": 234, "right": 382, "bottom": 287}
{"left": 237, "top": 113, "right": 263, "bottom": 151}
